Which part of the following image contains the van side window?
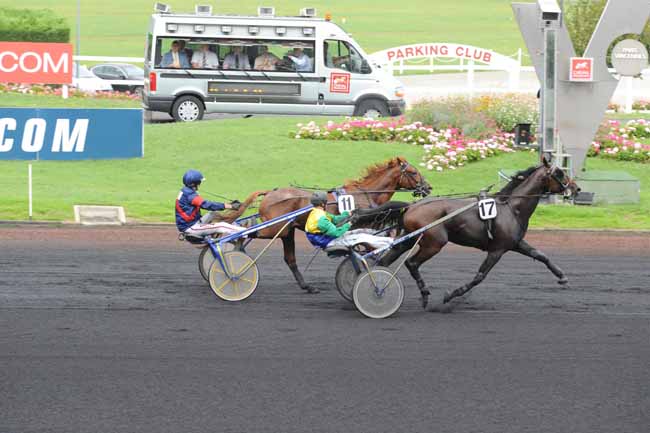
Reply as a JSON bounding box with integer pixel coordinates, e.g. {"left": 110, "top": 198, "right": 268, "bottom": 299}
{"left": 152, "top": 37, "right": 316, "bottom": 73}
{"left": 324, "top": 39, "right": 371, "bottom": 74}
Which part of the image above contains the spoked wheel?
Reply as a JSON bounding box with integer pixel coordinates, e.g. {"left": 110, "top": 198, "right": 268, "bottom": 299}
{"left": 353, "top": 266, "right": 404, "bottom": 319}
{"left": 198, "top": 243, "right": 234, "bottom": 282}
{"left": 335, "top": 257, "right": 360, "bottom": 302}
{"left": 208, "top": 251, "right": 259, "bottom": 301}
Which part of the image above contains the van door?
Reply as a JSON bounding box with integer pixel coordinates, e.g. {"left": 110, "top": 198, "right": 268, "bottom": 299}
{"left": 319, "top": 39, "right": 375, "bottom": 115}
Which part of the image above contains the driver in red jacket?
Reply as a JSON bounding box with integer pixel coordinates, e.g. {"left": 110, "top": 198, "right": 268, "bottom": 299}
{"left": 176, "top": 169, "right": 243, "bottom": 237}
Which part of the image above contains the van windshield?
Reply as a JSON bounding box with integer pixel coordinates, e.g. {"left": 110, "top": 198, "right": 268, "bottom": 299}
{"left": 154, "top": 37, "right": 315, "bottom": 73}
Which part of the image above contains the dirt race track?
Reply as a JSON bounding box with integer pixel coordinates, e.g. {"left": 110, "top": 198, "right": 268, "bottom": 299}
{"left": 1, "top": 225, "right": 649, "bottom": 433}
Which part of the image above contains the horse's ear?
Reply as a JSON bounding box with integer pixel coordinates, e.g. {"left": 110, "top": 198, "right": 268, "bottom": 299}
{"left": 542, "top": 156, "right": 550, "bottom": 168}
{"left": 395, "top": 156, "right": 406, "bottom": 165}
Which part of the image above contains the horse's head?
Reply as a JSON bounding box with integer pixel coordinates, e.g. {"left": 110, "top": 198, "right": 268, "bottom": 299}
{"left": 394, "top": 157, "right": 432, "bottom": 197}
{"left": 541, "top": 157, "right": 581, "bottom": 197}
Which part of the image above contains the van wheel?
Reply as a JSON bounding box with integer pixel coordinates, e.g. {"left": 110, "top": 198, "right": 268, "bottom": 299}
{"left": 172, "top": 95, "right": 204, "bottom": 122}
{"left": 355, "top": 99, "right": 389, "bottom": 119}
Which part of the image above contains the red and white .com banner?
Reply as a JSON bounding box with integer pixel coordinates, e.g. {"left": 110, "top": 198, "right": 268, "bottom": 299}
{"left": 0, "top": 42, "right": 73, "bottom": 84}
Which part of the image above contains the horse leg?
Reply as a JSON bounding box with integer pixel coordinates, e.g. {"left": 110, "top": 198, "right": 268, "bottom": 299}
{"left": 443, "top": 250, "right": 505, "bottom": 303}
{"left": 513, "top": 239, "right": 568, "bottom": 285}
{"left": 281, "top": 230, "right": 318, "bottom": 294}
{"left": 400, "top": 237, "right": 444, "bottom": 309}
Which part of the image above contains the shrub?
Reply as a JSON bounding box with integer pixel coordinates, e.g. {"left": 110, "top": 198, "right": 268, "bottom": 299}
{"left": 480, "top": 94, "right": 539, "bottom": 133}
{"left": 407, "top": 96, "right": 497, "bottom": 139}
{"left": 0, "top": 8, "right": 69, "bottom": 43}
{"left": 407, "top": 94, "right": 538, "bottom": 138}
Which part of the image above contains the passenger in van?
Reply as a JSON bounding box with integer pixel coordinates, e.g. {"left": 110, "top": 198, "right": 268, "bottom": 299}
{"left": 191, "top": 44, "right": 219, "bottom": 69}
{"left": 178, "top": 40, "right": 193, "bottom": 62}
{"left": 254, "top": 45, "right": 280, "bottom": 71}
{"left": 161, "top": 40, "right": 190, "bottom": 69}
{"left": 288, "top": 47, "right": 313, "bottom": 72}
{"left": 222, "top": 46, "right": 251, "bottom": 70}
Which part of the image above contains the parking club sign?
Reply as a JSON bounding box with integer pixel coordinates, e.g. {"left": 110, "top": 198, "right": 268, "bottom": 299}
{"left": 569, "top": 57, "right": 593, "bottom": 82}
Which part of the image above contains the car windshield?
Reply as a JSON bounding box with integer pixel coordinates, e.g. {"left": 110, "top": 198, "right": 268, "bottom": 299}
{"left": 73, "top": 64, "right": 95, "bottom": 78}
{"left": 122, "top": 64, "right": 144, "bottom": 77}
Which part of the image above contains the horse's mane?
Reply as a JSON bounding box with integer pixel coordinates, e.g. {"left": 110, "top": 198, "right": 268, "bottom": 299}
{"left": 344, "top": 157, "right": 405, "bottom": 188}
{"left": 496, "top": 165, "right": 539, "bottom": 198}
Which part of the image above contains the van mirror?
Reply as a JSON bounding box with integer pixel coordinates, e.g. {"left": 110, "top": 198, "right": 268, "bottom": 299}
{"left": 360, "top": 60, "right": 372, "bottom": 74}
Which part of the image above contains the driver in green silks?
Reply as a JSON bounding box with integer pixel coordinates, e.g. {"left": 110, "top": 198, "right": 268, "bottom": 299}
{"left": 305, "top": 191, "right": 393, "bottom": 251}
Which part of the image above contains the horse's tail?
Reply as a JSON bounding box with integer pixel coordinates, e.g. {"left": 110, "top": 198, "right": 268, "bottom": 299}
{"left": 211, "top": 190, "right": 269, "bottom": 223}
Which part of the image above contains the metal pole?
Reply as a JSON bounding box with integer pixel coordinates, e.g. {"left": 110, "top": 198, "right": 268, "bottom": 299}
{"left": 28, "top": 163, "right": 33, "bottom": 221}
{"left": 75, "top": 0, "right": 80, "bottom": 79}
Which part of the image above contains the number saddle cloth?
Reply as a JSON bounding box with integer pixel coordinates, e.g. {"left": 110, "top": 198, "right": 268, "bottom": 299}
{"left": 478, "top": 190, "right": 494, "bottom": 241}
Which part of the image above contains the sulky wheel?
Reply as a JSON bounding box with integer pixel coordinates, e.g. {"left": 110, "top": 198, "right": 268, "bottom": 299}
{"left": 335, "top": 257, "right": 360, "bottom": 303}
{"left": 198, "top": 243, "right": 234, "bottom": 282}
{"left": 208, "top": 251, "right": 259, "bottom": 302}
{"left": 353, "top": 266, "right": 404, "bottom": 319}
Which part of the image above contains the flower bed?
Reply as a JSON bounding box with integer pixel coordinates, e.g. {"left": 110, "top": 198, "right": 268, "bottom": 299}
{"left": 292, "top": 118, "right": 517, "bottom": 172}
{"left": 407, "top": 94, "right": 538, "bottom": 138}
{"left": 0, "top": 82, "right": 141, "bottom": 100}
{"left": 590, "top": 119, "right": 650, "bottom": 163}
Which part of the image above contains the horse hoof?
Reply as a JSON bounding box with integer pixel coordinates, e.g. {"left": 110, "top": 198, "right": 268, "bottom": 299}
{"left": 304, "top": 286, "right": 320, "bottom": 294}
{"left": 421, "top": 295, "right": 429, "bottom": 309}
{"left": 558, "top": 277, "right": 569, "bottom": 285}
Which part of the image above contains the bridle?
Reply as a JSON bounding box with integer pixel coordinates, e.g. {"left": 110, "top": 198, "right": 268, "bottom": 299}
{"left": 546, "top": 165, "right": 571, "bottom": 193}
{"left": 398, "top": 162, "right": 430, "bottom": 197}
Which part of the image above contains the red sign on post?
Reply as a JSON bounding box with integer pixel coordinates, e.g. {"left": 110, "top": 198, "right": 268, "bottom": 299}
{"left": 0, "top": 42, "right": 73, "bottom": 84}
{"left": 569, "top": 57, "right": 593, "bottom": 82}
{"left": 329, "top": 72, "right": 351, "bottom": 93}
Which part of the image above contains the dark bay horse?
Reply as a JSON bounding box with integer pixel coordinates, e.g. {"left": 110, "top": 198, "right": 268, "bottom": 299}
{"left": 257, "top": 157, "right": 431, "bottom": 292}
{"left": 378, "top": 159, "right": 580, "bottom": 308}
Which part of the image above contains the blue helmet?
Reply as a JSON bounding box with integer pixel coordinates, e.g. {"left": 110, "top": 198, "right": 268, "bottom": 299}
{"left": 182, "top": 169, "right": 205, "bottom": 187}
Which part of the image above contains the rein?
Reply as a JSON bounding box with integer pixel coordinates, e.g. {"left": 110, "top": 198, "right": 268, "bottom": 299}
{"left": 289, "top": 184, "right": 421, "bottom": 195}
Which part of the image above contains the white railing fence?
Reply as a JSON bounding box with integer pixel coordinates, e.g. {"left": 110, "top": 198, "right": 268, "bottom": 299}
{"left": 73, "top": 53, "right": 648, "bottom": 113}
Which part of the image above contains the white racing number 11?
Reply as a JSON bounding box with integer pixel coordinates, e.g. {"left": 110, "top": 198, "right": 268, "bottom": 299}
{"left": 478, "top": 198, "right": 497, "bottom": 220}
{"left": 337, "top": 194, "right": 356, "bottom": 212}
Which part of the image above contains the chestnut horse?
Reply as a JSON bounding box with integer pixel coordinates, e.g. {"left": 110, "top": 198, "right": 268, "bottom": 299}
{"left": 378, "top": 159, "right": 580, "bottom": 308}
{"left": 257, "top": 157, "right": 431, "bottom": 292}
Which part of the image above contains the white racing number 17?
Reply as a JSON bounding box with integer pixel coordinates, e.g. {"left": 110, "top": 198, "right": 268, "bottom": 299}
{"left": 478, "top": 198, "right": 497, "bottom": 220}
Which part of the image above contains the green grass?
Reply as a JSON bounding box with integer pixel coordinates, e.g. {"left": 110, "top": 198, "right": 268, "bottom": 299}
{"left": 0, "top": 1, "right": 525, "bottom": 59}
{"left": 0, "top": 92, "right": 140, "bottom": 109}
{"left": 1, "top": 93, "right": 648, "bottom": 229}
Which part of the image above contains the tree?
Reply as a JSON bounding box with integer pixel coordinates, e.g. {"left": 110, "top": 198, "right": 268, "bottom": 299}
{"left": 564, "top": 0, "right": 607, "bottom": 56}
